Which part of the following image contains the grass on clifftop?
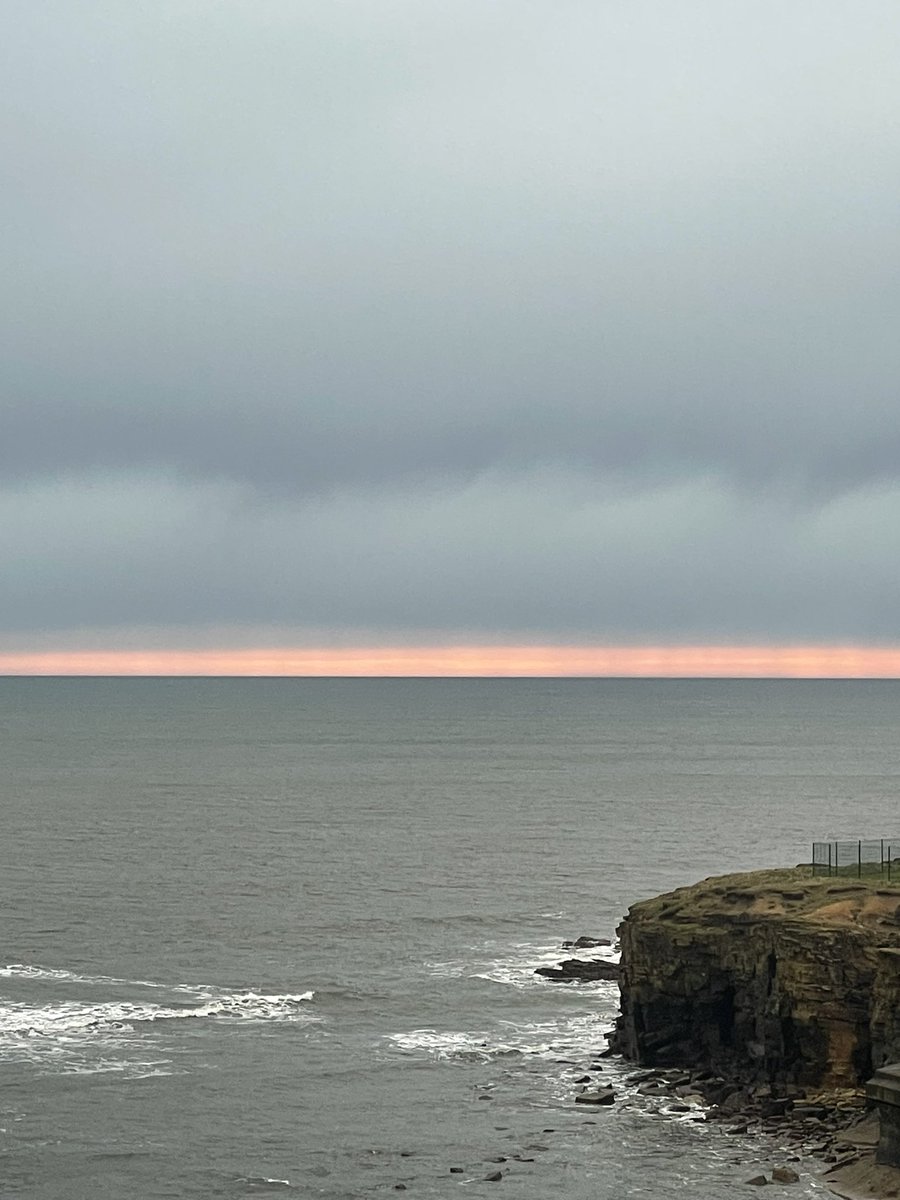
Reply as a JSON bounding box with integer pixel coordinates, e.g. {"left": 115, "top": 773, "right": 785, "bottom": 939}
{"left": 627, "top": 866, "right": 900, "bottom": 928}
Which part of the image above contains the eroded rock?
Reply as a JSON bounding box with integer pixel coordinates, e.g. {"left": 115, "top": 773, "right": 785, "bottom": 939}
{"left": 770, "top": 1166, "right": 800, "bottom": 1183}
{"left": 536, "top": 958, "right": 620, "bottom": 983}
{"left": 612, "top": 867, "right": 900, "bottom": 1088}
{"left": 575, "top": 1087, "right": 615, "bottom": 1105}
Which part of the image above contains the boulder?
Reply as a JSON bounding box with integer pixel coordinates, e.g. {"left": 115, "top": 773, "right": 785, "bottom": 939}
{"left": 575, "top": 1088, "right": 615, "bottom": 1105}
{"left": 770, "top": 1167, "right": 800, "bottom": 1183}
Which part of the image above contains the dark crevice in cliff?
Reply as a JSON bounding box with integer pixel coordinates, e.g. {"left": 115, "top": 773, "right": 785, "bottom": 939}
{"left": 715, "top": 986, "right": 735, "bottom": 1048}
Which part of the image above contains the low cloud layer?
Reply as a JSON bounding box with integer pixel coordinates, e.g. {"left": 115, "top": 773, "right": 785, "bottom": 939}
{"left": 4, "top": 2, "right": 900, "bottom": 649}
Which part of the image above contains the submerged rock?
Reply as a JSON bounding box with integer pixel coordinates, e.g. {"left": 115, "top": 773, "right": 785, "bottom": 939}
{"left": 575, "top": 1087, "right": 615, "bottom": 1105}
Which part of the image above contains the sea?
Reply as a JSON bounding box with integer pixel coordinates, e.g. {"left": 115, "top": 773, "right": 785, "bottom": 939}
{"left": 1, "top": 676, "right": 897, "bottom": 1199}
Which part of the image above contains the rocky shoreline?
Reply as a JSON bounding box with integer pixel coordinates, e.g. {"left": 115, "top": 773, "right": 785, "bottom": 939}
{"left": 540, "top": 892, "right": 900, "bottom": 1190}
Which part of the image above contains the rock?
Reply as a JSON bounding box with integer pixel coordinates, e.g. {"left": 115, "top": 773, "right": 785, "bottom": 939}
{"left": 450, "top": 1167, "right": 464, "bottom": 1173}
{"left": 720, "top": 1089, "right": 753, "bottom": 1113}
{"left": 574, "top": 1075, "right": 592, "bottom": 1083}
{"left": 760, "top": 1098, "right": 793, "bottom": 1117}
{"left": 744, "top": 1175, "right": 769, "bottom": 1186}
{"left": 573, "top": 936, "right": 612, "bottom": 948}
{"left": 535, "top": 958, "right": 620, "bottom": 982}
{"left": 483, "top": 1171, "right": 503, "bottom": 1182}
{"left": 638, "top": 1084, "right": 668, "bottom": 1096}
{"left": 770, "top": 1166, "right": 800, "bottom": 1183}
{"left": 575, "top": 1088, "right": 615, "bottom": 1105}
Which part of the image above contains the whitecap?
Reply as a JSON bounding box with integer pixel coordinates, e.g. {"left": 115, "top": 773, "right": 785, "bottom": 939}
{"left": 425, "top": 938, "right": 619, "bottom": 990}
{"left": 0, "top": 963, "right": 203, "bottom": 995}
{"left": 0, "top": 984, "right": 318, "bottom": 1077}
{"left": 385, "top": 1013, "right": 609, "bottom": 1063}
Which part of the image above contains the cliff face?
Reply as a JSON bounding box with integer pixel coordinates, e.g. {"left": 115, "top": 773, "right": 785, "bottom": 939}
{"left": 612, "top": 868, "right": 900, "bottom": 1087}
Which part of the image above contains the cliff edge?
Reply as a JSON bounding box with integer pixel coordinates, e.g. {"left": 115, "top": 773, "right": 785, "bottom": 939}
{"left": 612, "top": 867, "right": 900, "bottom": 1088}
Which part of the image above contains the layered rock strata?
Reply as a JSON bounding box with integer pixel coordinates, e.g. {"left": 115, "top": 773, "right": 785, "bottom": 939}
{"left": 612, "top": 868, "right": 900, "bottom": 1088}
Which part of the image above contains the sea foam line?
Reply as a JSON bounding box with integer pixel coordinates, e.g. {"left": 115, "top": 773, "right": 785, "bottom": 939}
{"left": 385, "top": 1012, "right": 609, "bottom": 1062}
{"left": 0, "top": 964, "right": 200, "bottom": 993}
{"left": 0, "top": 990, "right": 317, "bottom": 1039}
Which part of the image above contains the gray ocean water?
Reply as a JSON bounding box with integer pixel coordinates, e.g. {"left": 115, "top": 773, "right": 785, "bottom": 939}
{"left": 1, "top": 677, "right": 898, "bottom": 1199}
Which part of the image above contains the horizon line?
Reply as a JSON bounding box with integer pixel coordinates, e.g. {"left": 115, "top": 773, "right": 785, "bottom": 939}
{"left": 4, "top": 644, "right": 900, "bottom": 677}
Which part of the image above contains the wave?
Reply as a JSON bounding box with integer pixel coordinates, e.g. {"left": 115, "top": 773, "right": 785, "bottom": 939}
{"left": 385, "top": 1012, "right": 609, "bottom": 1063}
{"left": 0, "top": 989, "right": 316, "bottom": 1038}
{"left": 0, "top": 963, "right": 201, "bottom": 993}
{"left": 0, "top": 966, "right": 318, "bottom": 1076}
{"left": 425, "top": 938, "right": 619, "bottom": 990}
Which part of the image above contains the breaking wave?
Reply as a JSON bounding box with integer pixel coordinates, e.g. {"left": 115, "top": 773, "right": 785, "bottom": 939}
{"left": 0, "top": 963, "right": 317, "bottom": 1076}
{"left": 384, "top": 1012, "right": 609, "bottom": 1063}
{"left": 424, "top": 937, "right": 619, "bottom": 990}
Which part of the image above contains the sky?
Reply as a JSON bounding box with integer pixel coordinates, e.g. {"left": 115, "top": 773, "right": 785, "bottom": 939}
{"left": 4, "top": 1, "right": 900, "bottom": 675}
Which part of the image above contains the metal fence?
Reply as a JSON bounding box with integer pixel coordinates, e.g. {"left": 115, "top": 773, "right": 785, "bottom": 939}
{"left": 812, "top": 839, "right": 900, "bottom": 879}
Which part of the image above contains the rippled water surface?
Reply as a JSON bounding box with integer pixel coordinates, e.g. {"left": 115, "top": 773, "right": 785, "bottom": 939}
{"left": 2, "top": 677, "right": 898, "bottom": 1198}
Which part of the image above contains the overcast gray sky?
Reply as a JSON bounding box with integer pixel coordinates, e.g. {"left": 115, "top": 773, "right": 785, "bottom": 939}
{"left": 4, "top": 0, "right": 900, "bottom": 655}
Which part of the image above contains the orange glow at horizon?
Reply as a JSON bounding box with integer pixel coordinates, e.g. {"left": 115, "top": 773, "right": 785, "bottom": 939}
{"left": 5, "top": 645, "right": 900, "bottom": 677}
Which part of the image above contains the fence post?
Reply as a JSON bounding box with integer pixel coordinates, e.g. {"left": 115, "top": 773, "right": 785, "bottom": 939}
{"left": 859, "top": 839, "right": 862, "bottom": 878}
{"left": 829, "top": 842, "right": 832, "bottom": 876}
{"left": 883, "top": 839, "right": 886, "bottom": 877}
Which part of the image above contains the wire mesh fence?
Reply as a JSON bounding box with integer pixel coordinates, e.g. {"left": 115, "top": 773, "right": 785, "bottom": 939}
{"left": 812, "top": 839, "right": 900, "bottom": 879}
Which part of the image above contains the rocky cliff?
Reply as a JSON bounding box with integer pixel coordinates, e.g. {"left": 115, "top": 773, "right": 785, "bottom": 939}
{"left": 612, "top": 868, "right": 900, "bottom": 1088}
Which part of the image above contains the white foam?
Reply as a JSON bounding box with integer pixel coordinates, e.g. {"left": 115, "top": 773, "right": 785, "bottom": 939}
{"left": 0, "top": 990, "right": 316, "bottom": 1040}
{"left": 385, "top": 1012, "right": 608, "bottom": 1062}
{"left": 0, "top": 964, "right": 200, "bottom": 993}
{"left": 426, "top": 939, "right": 619, "bottom": 990}
{"left": 0, "top": 969, "right": 318, "bottom": 1077}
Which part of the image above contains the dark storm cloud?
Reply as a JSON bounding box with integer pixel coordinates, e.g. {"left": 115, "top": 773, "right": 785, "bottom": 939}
{"left": 4, "top": 470, "right": 900, "bottom": 644}
{"left": 3, "top": 1, "right": 900, "bottom": 643}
